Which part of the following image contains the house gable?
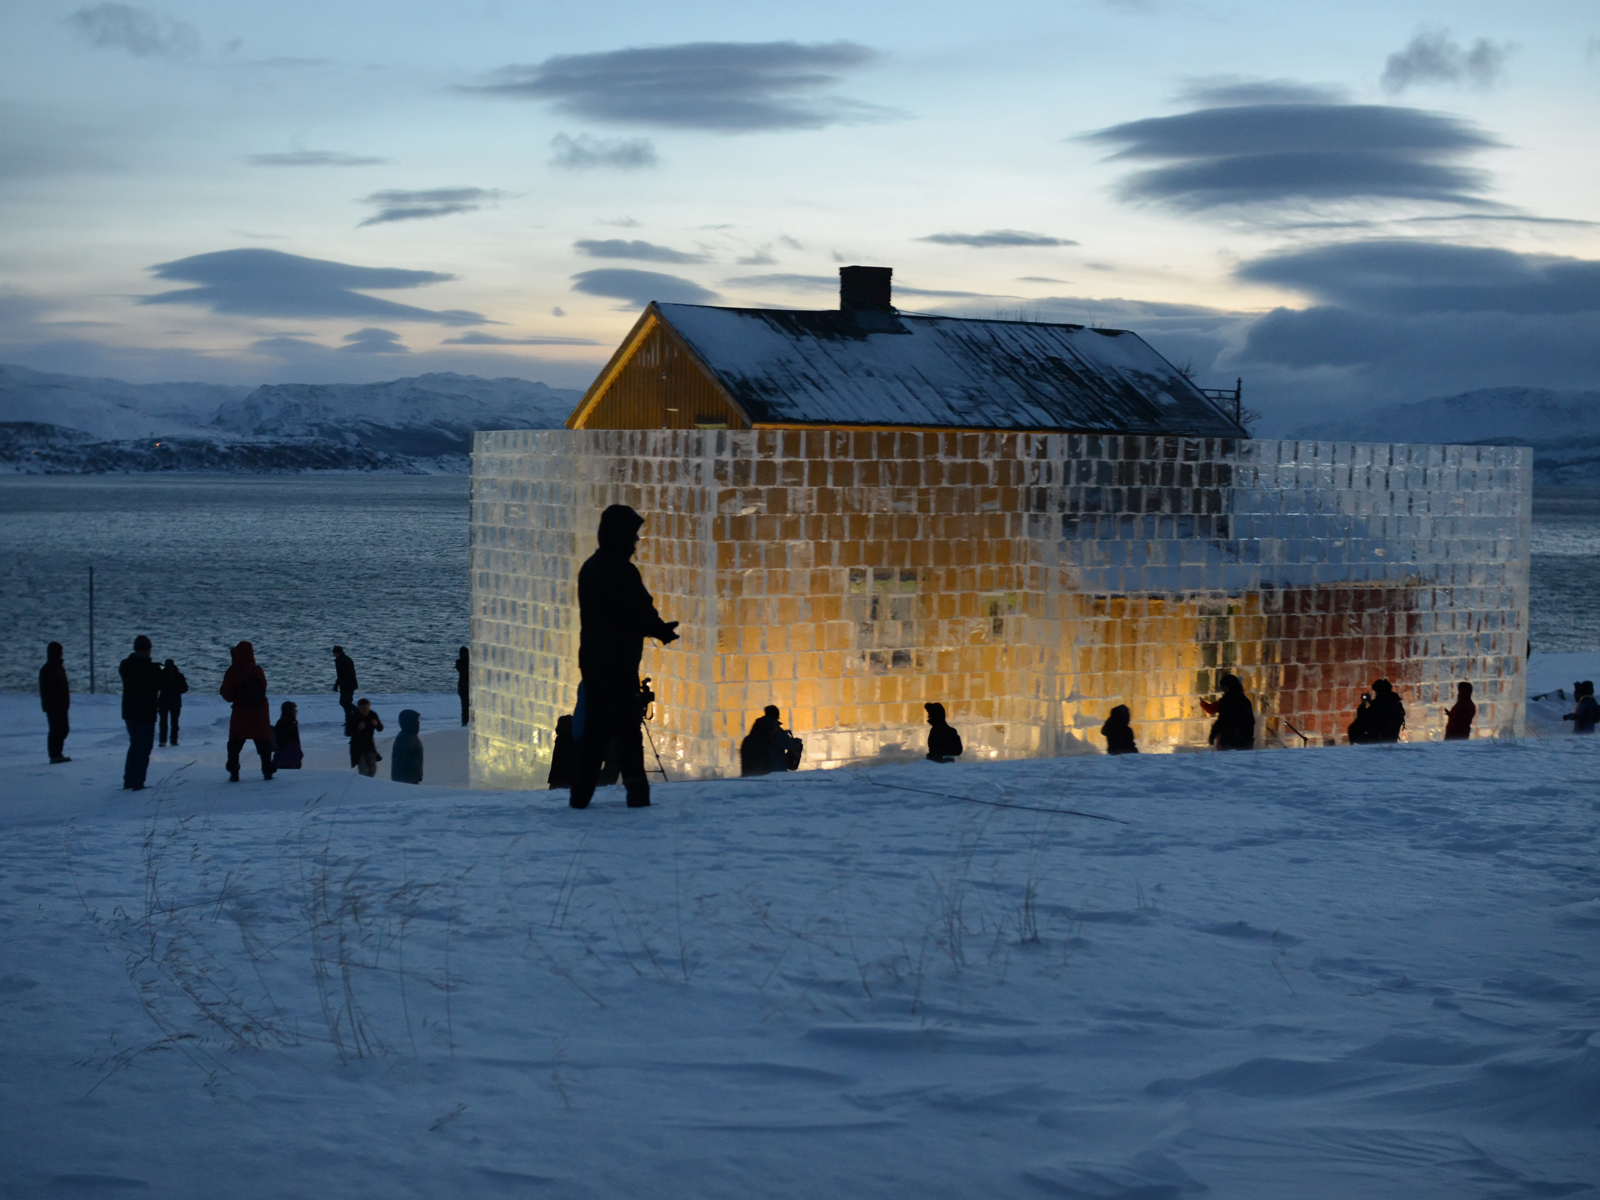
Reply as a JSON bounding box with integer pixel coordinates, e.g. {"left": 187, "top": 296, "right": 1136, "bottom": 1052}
{"left": 567, "top": 306, "right": 752, "bottom": 431}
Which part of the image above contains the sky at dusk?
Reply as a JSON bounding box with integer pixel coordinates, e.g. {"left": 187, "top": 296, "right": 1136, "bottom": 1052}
{"left": 2, "top": 0, "right": 1597, "bottom": 429}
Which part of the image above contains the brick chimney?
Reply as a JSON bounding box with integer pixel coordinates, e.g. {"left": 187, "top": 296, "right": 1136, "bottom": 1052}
{"left": 839, "top": 265, "right": 893, "bottom": 312}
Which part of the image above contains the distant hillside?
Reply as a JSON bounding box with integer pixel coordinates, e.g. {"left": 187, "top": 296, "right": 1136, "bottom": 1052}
{"left": 0, "top": 365, "right": 581, "bottom": 473}
{"left": 1288, "top": 387, "right": 1600, "bottom": 485}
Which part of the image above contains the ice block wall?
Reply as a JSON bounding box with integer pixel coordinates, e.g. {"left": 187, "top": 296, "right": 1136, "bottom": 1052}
{"left": 470, "top": 429, "right": 1531, "bottom": 788}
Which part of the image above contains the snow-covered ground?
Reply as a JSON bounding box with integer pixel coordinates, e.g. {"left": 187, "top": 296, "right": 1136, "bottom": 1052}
{"left": 1, "top": 673, "right": 1597, "bottom": 1198}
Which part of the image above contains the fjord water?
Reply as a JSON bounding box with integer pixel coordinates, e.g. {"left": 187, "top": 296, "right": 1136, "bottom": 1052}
{"left": 0, "top": 475, "right": 468, "bottom": 694}
{"left": 0, "top": 475, "right": 1594, "bottom": 693}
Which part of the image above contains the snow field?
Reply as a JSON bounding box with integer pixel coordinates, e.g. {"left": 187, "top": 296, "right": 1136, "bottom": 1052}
{"left": 0, "top": 683, "right": 1596, "bottom": 1198}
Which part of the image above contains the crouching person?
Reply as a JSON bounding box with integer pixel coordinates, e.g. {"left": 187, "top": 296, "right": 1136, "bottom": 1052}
{"left": 924, "top": 702, "right": 963, "bottom": 763}
{"left": 1101, "top": 705, "right": 1138, "bottom": 755}
{"left": 741, "top": 705, "right": 804, "bottom": 776}
{"left": 569, "top": 506, "right": 679, "bottom": 810}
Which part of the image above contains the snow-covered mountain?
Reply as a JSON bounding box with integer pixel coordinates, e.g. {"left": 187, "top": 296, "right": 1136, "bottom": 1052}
{"left": 0, "top": 365, "right": 582, "bottom": 473}
{"left": 1288, "top": 387, "right": 1600, "bottom": 484}
{"left": 212, "top": 374, "right": 578, "bottom": 457}
{"left": 0, "top": 363, "right": 245, "bottom": 442}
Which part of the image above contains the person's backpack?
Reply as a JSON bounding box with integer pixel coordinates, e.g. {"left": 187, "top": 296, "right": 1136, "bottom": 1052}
{"left": 235, "top": 672, "right": 266, "bottom": 708}
{"left": 782, "top": 734, "right": 804, "bottom": 772}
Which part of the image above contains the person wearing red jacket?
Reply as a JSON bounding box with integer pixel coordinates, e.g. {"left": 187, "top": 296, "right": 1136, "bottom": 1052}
{"left": 220, "top": 641, "right": 275, "bottom": 783}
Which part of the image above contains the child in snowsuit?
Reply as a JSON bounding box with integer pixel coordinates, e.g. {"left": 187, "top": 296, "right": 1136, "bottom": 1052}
{"left": 1443, "top": 682, "right": 1475, "bottom": 741}
{"left": 390, "top": 709, "right": 424, "bottom": 784}
{"left": 273, "top": 701, "right": 303, "bottom": 770}
{"left": 348, "top": 698, "right": 384, "bottom": 777}
{"left": 1563, "top": 681, "right": 1599, "bottom": 734}
{"left": 157, "top": 659, "right": 188, "bottom": 747}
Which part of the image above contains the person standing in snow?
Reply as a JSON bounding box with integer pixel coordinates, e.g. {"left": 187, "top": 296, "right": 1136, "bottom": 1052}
{"left": 925, "top": 702, "right": 963, "bottom": 763}
{"left": 348, "top": 698, "right": 384, "bottom": 777}
{"left": 1100, "top": 705, "right": 1138, "bottom": 755}
{"left": 119, "top": 635, "right": 163, "bottom": 790}
{"left": 221, "top": 641, "right": 275, "bottom": 783}
{"left": 569, "top": 504, "right": 679, "bottom": 810}
{"left": 157, "top": 658, "right": 188, "bottom": 747}
{"left": 1563, "top": 681, "right": 1599, "bottom": 734}
{"left": 455, "top": 646, "right": 470, "bottom": 726}
{"left": 1369, "top": 679, "right": 1406, "bottom": 743}
{"left": 1203, "top": 673, "right": 1255, "bottom": 751}
{"left": 1442, "top": 682, "right": 1476, "bottom": 742}
{"left": 390, "top": 709, "right": 424, "bottom": 784}
{"left": 333, "top": 646, "right": 358, "bottom": 732}
{"left": 272, "top": 701, "right": 303, "bottom": 770}
{"left": 38, "top": 641, "right": 71, "bottom": 764}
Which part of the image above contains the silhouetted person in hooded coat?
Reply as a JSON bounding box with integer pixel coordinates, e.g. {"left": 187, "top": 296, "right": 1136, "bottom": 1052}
{"left": 38, "top": 641, "right": 71, "bottom": 764}
{"left": 569, "top": 505, "right": 679, "bottom": 810}
{"left": 120, "top": 635, "right": 162, "bottom": 789}
{"left": 273, "top": 701, "right": 303, "bottom": 770}
{"left": 456, "top": 646, "right": 470, "bottom": 726}
{"left": 221, "top": 641, "right": 275, "bottom": 782}
{"left": 333, "top": 646, "right": 358, "bottom": 732}
{"left": 1563, "top": 681, "right": 1599, "bottom": 734}
{"left": 925, "top": 702, "right": 963, "bottom": 763}
{"left": 1443, "top": 681, "right": 1475, "bottom": 742}
{"left": 1204, "top": 673, "right": 1255, "bottom": 750}
{"left": 740, "top": 705, "right": 803, "bottom": 775}
{"left": 1101, "top": 705, "right": 1138, "bottom": 755}
{"left": 391, "top": 709, "right": 424, "bottom": 784}
{"left": 1369, "top": 679, "right": 1406, "bottom": 743}
{"left": 157, "top": 658, "right": 187, "bottom": 747}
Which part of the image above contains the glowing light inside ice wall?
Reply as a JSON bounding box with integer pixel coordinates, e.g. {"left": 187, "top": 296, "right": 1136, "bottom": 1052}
{"left": 468, "top": 430, "right": 1531, "bottom": 788}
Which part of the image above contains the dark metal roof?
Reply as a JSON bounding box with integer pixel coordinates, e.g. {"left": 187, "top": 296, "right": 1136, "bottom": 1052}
{"left": 655, "top": 303, "right": 1245, "bottom": 436}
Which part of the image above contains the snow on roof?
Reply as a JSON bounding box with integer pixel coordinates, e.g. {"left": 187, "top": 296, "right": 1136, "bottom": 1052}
{"left": 655, "top": 303, "right": 1245, "bottom": 436}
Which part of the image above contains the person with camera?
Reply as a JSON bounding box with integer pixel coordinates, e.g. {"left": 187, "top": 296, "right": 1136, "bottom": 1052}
{"left": 740, "top": 705, "right": 805, "bottom": 775}
{"left": 568, "top": 505, "right": 679, "bottom": 810}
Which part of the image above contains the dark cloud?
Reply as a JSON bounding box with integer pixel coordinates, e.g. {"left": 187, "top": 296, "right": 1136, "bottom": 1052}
{"left": 1402, "top": 214, "right": 1596, "bottom": 228}
{"left": 570, "top": 269, "right": 718, "bottom": 305}
{"left": 66, "top": 3, "right": 198, "bottom": 57}
{"left": 139, "top": 249, "right": 490, "bottom": 325}
{"left": 1382, "top": 29, "right": 1513, "bottom": 93}
{"left": 248, "top": 150, "right": 387, "bottom": 167}
{"left": 358, "top": 188, "right": 502, "bottom": 227}
{"left": 919, "top": 230, "right": 1078, "bottom": 248}
{"left": 1237, "top": 240, "right": 1600, "bottom": 315}
{"left": 1178, "top": 78, "right": 1348, "bottom": 107}
{"left": 1240, "top": 307, "right": 1600, "bottom": 392}
{"left": 339, "top": 327, "right": 407, "bottom": 354}
{"left": 467, "top": 41, "right": 886, "bottom": 131}
{"left": 442, "top": 331, "right": 602, "bottom": 346}
{"left": 549, "top": 133, "right": 657, "bottom": 169}
{"left": 736, "top": 248, "right": 777, "bottom": 266}
{"left": 721, "top": 273, "right": 995, "bottom": 300}
{"left": 1085, "top": 100, "right": 1498, "bottom": 210}
{"left": 574, "top": 239, "right": 708, "bottom": 264}
{"left": 722, "top": 273, "right": 834, "bottom": 291}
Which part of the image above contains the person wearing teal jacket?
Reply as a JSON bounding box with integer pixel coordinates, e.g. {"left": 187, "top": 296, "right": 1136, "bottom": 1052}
{"left": 390, "top": 709, "right": 424, "bottom": 784}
